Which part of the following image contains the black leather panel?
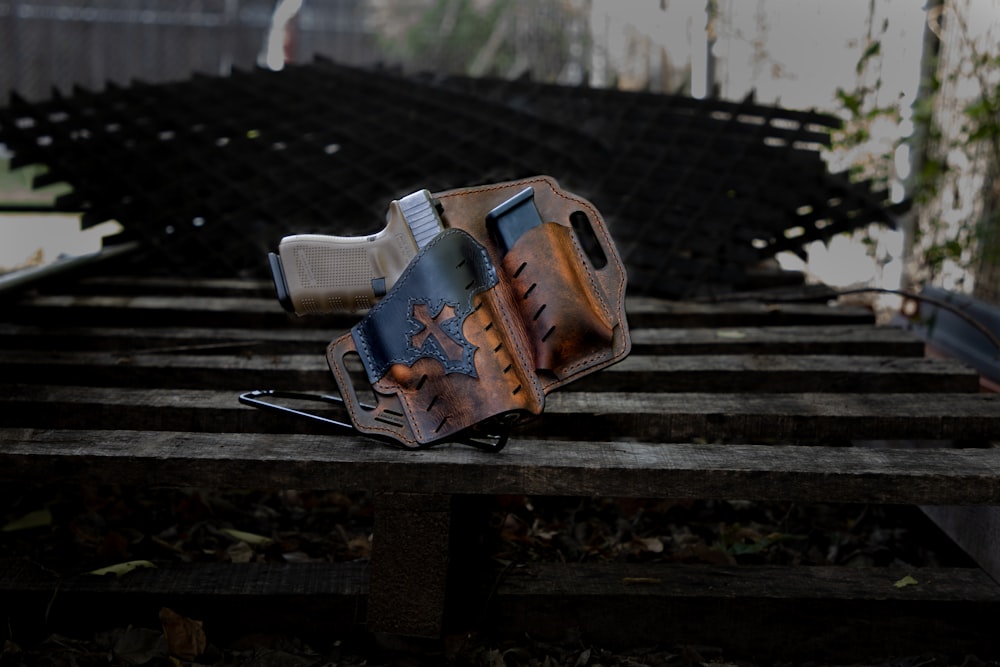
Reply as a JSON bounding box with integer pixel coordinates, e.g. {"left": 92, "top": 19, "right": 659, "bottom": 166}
{"left": 351, "top": 229, "right": 498, "bottom": 382}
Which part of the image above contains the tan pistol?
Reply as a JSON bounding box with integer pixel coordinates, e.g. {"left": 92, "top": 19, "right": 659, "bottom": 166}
{"left": 268, "top": 189, "right": 444, "bottom": 315}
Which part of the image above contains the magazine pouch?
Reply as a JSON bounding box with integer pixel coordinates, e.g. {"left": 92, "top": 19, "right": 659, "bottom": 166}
{"left": 436, "top": 176, "right": 631, "bottom": 393}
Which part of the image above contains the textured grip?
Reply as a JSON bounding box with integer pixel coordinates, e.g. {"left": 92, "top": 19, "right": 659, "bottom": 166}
{"left": 278, "top": 235, "right": 385, "bottom": 314}
{"left": 274, "top": 190, "right": 443, "bottom": 316}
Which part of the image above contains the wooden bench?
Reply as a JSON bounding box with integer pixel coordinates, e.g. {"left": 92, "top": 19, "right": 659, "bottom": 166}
{"left": 2, "top": 274, "right": 999, "bottom": 660}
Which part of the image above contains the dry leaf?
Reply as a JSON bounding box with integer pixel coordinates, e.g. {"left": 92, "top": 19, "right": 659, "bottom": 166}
{"left": 220, "top": 528, "right": 274, "bottom": 547}
{"left": 347, "top": 535, "right": 372, "bottom": 559}
{"left": 2, "top": 508, "right": 52, "bottom": 532}
{"left": 226, "top": 540, "right": 255, "bottom": 563}
{"left": 159, "top": 607, "right": 206, "bottom": 661}
{"left": 111, "top": 626, "right": 167, "bottom": 665}
{"left": 87, "top": 560, "right": 156, "bottom": 577}
{"left": 716, "top": 329, "right": 747, "bottom": 339}
{"left": 636, "top": 536, "right": 664, "bottom": 553}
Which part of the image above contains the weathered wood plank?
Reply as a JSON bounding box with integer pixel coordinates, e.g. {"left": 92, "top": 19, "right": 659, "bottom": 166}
{"left": 539, "top": 391, "right": 1000, "bottom": 442}
{"left": 630, "top": 325, "right": 925, "bottom": 356}
{"left": 0, "top": 351, "right": 977, "bottom": 394}
{"left": 486, "top": 563, "right": 1000, "bottom": 660}
{"left": 0, "top": 559, "right": 368, "bottom": 644}
{"left": 4, "top": 275, "right": 997, "bottom": 652}
{"left": 0, "top": 323, "right": 925, "bottom": 358}
{"left": 493, "top": 562, "right": 1000, "bottom": 603}
{"left": 5, "top": 556, "right": 997, "bottom": 660}
{"left": 2, "top": 429, "right": 999, "bottom": 504}
{"left": 0, "top": 385, "right": 305, "bottom": 434}
{"left": 0, "top": 323, "right": 335, "bottom": 355}
{"left": 625, "top": 297, "right": 875, "bottom": 327}
{"left": 7, "top": 294, "right": 331, "bottom": 329}
{"left": 3, "top": 386, "right": 998, "bottom": 442}
{"left": 573, "top": 355, "right": 980, "bottom": 393}
{"left": 0, "top": 558, "right": 368, "bottom": 596}
{"left": 0, "top": 351, "right": 335, "bottom": 390}
{"left": 8, "top": 294, "right": 875, "bottom": 330}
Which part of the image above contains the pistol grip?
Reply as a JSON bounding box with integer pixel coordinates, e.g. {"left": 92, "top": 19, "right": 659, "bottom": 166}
{"left": 273, "top": 214, "right": 418, "bottom": 316}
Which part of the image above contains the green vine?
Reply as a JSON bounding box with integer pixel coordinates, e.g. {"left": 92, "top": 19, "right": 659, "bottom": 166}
{"left": 832, "top": 4, "right": 1000, "bottom": 296}
{"left": 917, "top": 18, "right": 1000, "bottom": 288}
{"left": 831, "top": 16, "right": 900, "bottom": 190}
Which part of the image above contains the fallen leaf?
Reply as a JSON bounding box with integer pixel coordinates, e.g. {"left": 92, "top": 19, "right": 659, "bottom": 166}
{"left": 893, "top": 574, "right": 919, "bottom": 589}
{"left": 280, "top": 550, "right": 323, "bottom": 563}
{"left": 2, "top": 508, "right": 53, "bottom": 532}
{"left": 347, "top": 535, "right": 372, "bottom": 559}
{"left": 87, "top": 560, "right": 157, "bottom": 577}
{"left": 487, "top": 648, "right": 505, "bottom": 667}
{"left": 226, "top": 541, "right": 255, "bottom": 563}
{"left": 716, "top": 329, "right": 747, "bottom": 339}
{"left": 636, "top": 536, "right": 664, "bottom": 553}
{"left": 111, "top": 626, "right": 167, "bottom": 665}
{"left": 220, "top": 528, "right": 274, "bottom": 547}
{"left": 159, "top": 607, "right": 206, "bottom": 661}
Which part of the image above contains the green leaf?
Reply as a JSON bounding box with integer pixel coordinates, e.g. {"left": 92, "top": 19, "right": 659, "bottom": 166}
{"left": 2, "top": 508, "right": 52, "bottom": 532}
{"left": 893, "top": 574, "right": 919, "bottom": 589}
{"left": 964, "top": 97, "right": 998, "bottom": 123}
{"left": 857, "top": 40, "right": 881, "bottom": 74}
{"left": 969, "top": 123, "right": 1000, "bottom": 144}
{"left": 220, "top": 528, "right": 274, "bottom": 547}
{"left": 88, "top": 560, "right": 157, "bottom": 577}
{"left": 835, "top": 88, "right": 862, "bottom": 117}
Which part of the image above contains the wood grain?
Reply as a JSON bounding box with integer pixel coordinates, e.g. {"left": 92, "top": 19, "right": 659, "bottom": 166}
{"left": 3, "top": 385, "right": 997, "bottom": 442}
{"left": 625, "top": 297, "right": 875, "bottom": 327}
{"left": 3, "top": 276, "right": 1000, "bottom": 647}
{"left": 10, "top": 293, "right": 876, "bottom": 329}
{"left": 0, "top": 351, "right": 977, "bottom": 393}
{"left": 487, "top": 562, "right": 1000, "bottom": 660}
{"left": 2, "top": 429, "right": 999, "bottom": 504}
{"left": 629, "top": 324, "right": 925, "bottom": 356}
{"left": 574, "top": 354, "right": 979, "bottom": 393}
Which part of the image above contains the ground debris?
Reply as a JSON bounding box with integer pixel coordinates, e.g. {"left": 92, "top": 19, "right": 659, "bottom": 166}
{"left": 0, "top": 484, "right": 988, "bottom": 665}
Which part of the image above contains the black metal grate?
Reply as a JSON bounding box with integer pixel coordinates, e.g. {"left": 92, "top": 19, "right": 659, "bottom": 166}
{"left": 0, "top": 59, "right": 899, "bottom": 298}
{"left": 414, "top": 72, "right": 901, "bottom": 296}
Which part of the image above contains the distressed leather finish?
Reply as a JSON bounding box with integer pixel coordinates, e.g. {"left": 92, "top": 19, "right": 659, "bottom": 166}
{"left": 436, "top": 175, "right": 630, "bottom": 392}
{"left": 328, "top": 229, "right": 544, "bottom": 447}
{"left": 351, "top": 228, "right": 498, "bottom": 381}
{"left": 501, "top": 221, "right": 615, "bottom": 386}
{"left": 327, "top": 175, "right": 630, "bottom": 448}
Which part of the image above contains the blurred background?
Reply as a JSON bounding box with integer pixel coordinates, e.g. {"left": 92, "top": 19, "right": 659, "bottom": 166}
{"left": 0, "top": 0, "right": 998, "bottom": 307}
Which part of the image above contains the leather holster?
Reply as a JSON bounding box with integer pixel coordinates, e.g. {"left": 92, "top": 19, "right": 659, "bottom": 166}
{"left": 327, "top": 175, "right": 630, "bottom": 448}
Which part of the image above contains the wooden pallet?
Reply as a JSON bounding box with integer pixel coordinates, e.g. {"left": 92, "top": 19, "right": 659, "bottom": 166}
{"left": 1, "top": 275, "right": 999, "bottom": 660}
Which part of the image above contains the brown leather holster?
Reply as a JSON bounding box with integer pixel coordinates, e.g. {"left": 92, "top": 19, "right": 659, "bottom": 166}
{"left": 326, "top": 176, "right": 630, "bottom": 448}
